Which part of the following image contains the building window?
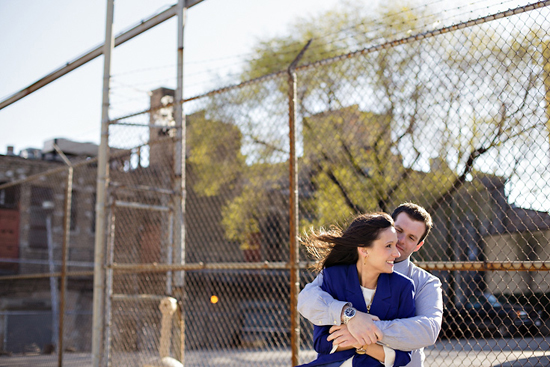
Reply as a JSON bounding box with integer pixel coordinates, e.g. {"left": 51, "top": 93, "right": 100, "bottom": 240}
{"left": 91, "top": 192, "right": 96, "bottom": 233}
{"left": 0, "top": 183, "right": 19, "bottom": 209}
{"left": 29, "top": 186, "right": 54, "bottom": 249}
{"left": 70, "top": 190, "right": 78, "bottom": 231}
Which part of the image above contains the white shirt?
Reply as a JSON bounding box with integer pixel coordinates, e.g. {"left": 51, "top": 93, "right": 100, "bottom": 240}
{"left": 334, "top": 286, "right": 396, "bottom": 367}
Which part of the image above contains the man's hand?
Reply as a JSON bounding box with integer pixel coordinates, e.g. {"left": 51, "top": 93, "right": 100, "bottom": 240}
{"left": 347, "top": 311, "right": 383, "bottom": 345}
{"left": 327, "top": 324, "right": 362, "bottom": 350}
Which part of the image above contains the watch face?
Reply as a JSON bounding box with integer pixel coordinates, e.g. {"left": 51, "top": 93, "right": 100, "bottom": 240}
{"left": 345, "top": 307, "right": 356, "bottom": 317}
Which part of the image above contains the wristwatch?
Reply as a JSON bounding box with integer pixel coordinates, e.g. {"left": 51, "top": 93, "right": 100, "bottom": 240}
{"left": 342, "top": 306, "right": 357, "bottom": 325}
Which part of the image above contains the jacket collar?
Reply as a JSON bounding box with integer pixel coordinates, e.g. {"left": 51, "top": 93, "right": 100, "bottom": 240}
{"left": 344, "top": 264, "right": 393, "bottom": 319}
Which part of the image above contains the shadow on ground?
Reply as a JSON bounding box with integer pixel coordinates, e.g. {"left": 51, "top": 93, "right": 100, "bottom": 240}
{"left": 493, "top": 356, "right": 550, "bottom": 366}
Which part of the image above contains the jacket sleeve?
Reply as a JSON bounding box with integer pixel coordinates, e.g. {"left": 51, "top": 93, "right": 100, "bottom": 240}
{"left": 394, "top": 350, "right": 412, "bottom": 367}
{"left": 377, "top": 275, "right": 443, "bottom": 351}
{"left": 312, "top": 325, "right": 334, "bottom": 354}
{"left": 391, "top": 279, "right": 416, "bottom": 366}
{"left": 311, "top": 270, "right": 339, "bottom": 354}
{"left": 298, "top": 272, "right": 349, "bottom": 326}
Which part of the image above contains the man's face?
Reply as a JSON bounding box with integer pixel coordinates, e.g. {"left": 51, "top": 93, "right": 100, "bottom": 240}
{"left": 394, "top": 212, "right": 426, "bottom": 262}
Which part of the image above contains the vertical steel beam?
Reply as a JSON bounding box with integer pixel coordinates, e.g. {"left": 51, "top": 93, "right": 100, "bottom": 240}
{"left": 173, "top": 0, "right": 187, "bottom": 288}
{"left": 58, "top": 167, "right": 72, "bottom": 367}
{"left": 287, "top": 40, "right": 311, "bottom": 367}
{"left": 54, "top": 144, "right": 73, "bottom": 367}
{"left": 92, "top": 1, "right": 115, "bottom": 366}
{"left": 45, "top": 213, "right": 59, "bottom": 356}
{"left": 166, "top": 211, "right": 174, "bottom": 295}
{"left": 103, "top": 200, "right": 116, "bottom": 367}
{"left": 174, "top": 0, "right": 187, "bottom": 362}
{"left": 543, "top": 39, "right": 550, "bottom": 147}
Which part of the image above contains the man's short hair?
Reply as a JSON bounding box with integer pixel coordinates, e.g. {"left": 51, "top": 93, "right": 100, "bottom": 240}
{"left": 391, "top": 202, "right": 433, "bottom": 243}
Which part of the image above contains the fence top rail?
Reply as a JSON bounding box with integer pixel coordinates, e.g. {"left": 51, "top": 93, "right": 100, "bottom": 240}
{"left": 110, "top": 70, "right": 287, "bottom": 122}
{"left": 104, "top": 260, "right": 550, "bottom": 273}
{"left": 109, "top": 261, "right": 293, "bottom": 273}
{"left": 0, "top": 1, "right": 205, "bottom": 110}
{"left": 0, "top": 164, "right": 69, "bottom": 191}
{"left": 415, "top": 261, "right": 550, "bottom": 272}
{"left": 109, "top": 0, "right": 550, "bottom": 123}
{"left": 294, "top": 0, "right": 550, "bottom": 73}
{"left": 0, "top": 271, "right": 94, "bottom": 281}
{"left": 2, "top": 261, "right": 547, "bottom": 281}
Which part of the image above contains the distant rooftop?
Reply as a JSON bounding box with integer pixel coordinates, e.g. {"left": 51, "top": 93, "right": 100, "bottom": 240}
{"left": 42, "top": 138, "right": 98, "bottom": 157}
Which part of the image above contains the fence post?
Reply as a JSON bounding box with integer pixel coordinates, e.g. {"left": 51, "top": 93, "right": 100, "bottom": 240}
{"left": 92, "top": 0, "right": 115, "bottom": 366}
{"left": 44, "top": 204, "right": 58, "bottom": 357}
{"left": 174, "top": 0, "right": 187, "bottom": 362}
{"left": 288, "top": 39, "right": 311, "bottom": 367}
{"left": 53, "top": 144, "right": 74, "bottom": 367}
{"left": 103, "top": 198, "right": 116, "bottom": 366}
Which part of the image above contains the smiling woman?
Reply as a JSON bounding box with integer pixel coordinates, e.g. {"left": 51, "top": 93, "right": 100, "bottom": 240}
{"left": 298, "top": 212, "right": 416, "bottom": 367}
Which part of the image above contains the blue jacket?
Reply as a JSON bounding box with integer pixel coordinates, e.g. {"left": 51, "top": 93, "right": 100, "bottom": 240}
{"left": 299, "top": 264, "right": 416, "bottom": 367}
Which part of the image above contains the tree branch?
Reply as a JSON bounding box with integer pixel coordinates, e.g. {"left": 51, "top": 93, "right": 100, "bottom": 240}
{"left": 320, "top": 160, "right": 365, "bottom": 214}
{"left": 381, "top": 151, "right": 421, "bottom": 210}
{"left": 428, "top": 146, "right": 489, "bottom": 213}
{"left": 303, "top": 116, "right": 365, "bottom": 214}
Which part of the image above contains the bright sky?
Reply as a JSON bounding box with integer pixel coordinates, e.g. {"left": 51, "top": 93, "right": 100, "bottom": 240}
{"left": 0, "top": 0, "right": 353, "bottom": 155}
{"left": 0, "top": 0, "right": 533, "bottom": 155}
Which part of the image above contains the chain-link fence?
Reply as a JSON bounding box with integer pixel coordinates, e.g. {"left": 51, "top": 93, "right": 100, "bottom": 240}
{"left": 2, "top": 2, "right": 550, "bottom": 367}
{"left": 0, "top": 152, "right": 97, "bottom": 365}
{"left": 291, "top": 2, "right": 550, "bottom": 366}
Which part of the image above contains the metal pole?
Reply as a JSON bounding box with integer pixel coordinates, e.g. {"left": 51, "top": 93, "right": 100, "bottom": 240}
{"left": 543, "top": 39, "right": 550, "bottom": 149}
{"left": 166, "top": 211, "right": 174, "bottom": 295}
{"left": 45, "top": 212, "right": 59, "bottom": 354}
{"left": 58, "top": 166, "right": 73, "bottom": 367}
{"left": 178, "top": 301, "right": 185, "bottom": 363}
{"left": 174, "top": 0, "right": 187, "bottom": 289}
{"left": 92, "top": 1, "right": 114, "bottom": 366}
{"left": 287, "top": 40, "right": 311, "bottom": 367}
{"left": 103, "top": 200, "right": 116, "bottom": 367}
{"left": 0, "top": 0, "right": 206, "bottom": 111}
{"left": 174, "top": 0, "right": 187, "bottom": 361}
{"left": 51, "top": 144, "right": 73, "bottom": 367}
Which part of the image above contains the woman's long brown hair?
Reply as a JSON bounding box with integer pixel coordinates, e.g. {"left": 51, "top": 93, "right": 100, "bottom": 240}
{"left": 301, "top": 212, "right": 394, "bottom": 273}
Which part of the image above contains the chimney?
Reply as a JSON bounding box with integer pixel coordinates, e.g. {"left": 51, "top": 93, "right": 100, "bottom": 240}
{"left": 6, "top": 146, "right": 14, "bottom": 155}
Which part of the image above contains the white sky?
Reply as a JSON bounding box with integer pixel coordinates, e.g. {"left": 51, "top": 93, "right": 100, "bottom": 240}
{"left": 0, "top": 0, "right": 534, "bottom": 155}
{"left": 0, "top": 0, "right": 352, "bottom": 155}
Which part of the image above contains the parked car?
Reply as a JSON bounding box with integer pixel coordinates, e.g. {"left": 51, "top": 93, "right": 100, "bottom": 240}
{"left": 237, "top": 301, "right": 313, "bottom": 348}
{"left": 441, "top": 292, "right": 543, "bottom": 338}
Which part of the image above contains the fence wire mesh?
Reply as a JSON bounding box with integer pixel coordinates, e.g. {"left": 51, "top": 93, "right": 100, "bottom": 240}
{"left": 292, "top": 3, "right": 550, "bottom": 366}
{"left": 0, "top": 156, "right": 96, "bottom": 366}
{"left": 2, "top": 2, "right": 550, "bottom": 367}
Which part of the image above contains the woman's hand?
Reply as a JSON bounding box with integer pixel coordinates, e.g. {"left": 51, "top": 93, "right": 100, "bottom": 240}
{"left": 327, "top": 324, "right": 363, "bottom": 351}
{"left": 346, "top": 311, "right": 383, "bottom": 346}
{"left": 329, "top": 325, "right": 389, "bottom": 363}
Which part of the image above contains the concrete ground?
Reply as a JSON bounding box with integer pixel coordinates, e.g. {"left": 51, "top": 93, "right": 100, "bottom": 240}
{"left": 1, "top": 336, "right": 549, "bottom": 367}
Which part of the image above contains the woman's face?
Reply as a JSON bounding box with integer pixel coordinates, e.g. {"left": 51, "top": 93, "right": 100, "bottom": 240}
{"left": 363, "top": 227, "right": 400, "bottom": 274}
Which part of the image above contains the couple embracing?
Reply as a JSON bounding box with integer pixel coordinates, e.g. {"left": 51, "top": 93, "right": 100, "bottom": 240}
{"left": 297, "top": 203, "right": 443, "bottom": 367}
